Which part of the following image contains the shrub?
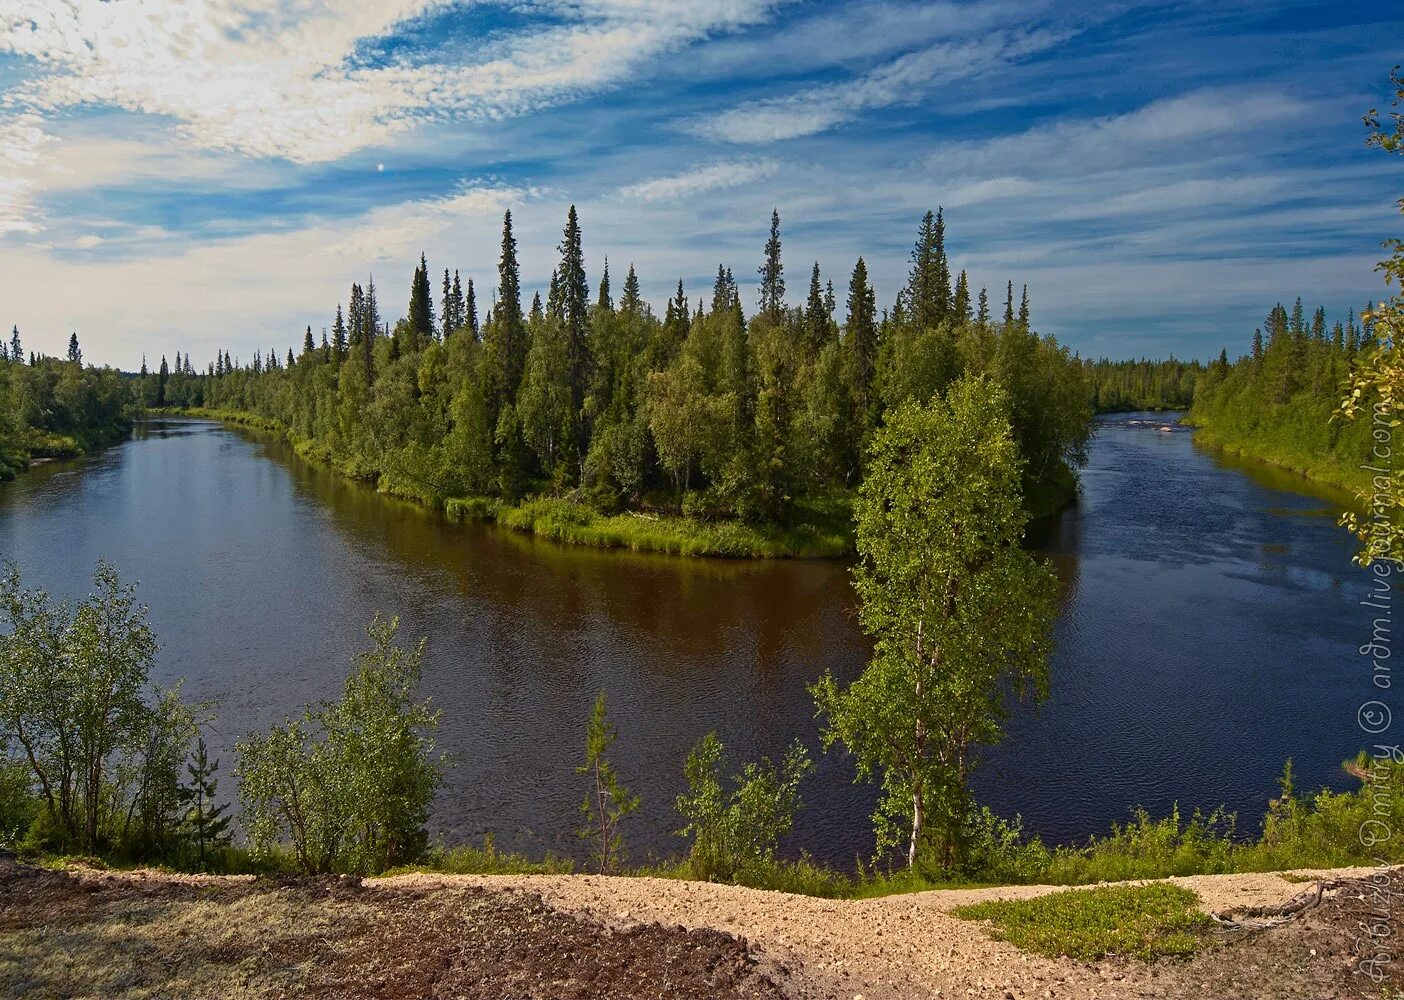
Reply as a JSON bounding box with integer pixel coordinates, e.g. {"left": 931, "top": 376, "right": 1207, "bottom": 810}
{"left": 675, "top": 733, "right": 813, "bottom": 883}
{"left": 237, "top": 615, "right": 443, "bottom": 875}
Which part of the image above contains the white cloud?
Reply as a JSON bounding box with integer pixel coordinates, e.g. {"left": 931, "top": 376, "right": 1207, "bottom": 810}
{"left": 686, "top": 29, "right": 1071, "bottom": 143}
{"left": 0, "top": 0, "right": 782, "bottom": 165}
{"left": 617, "top": 158, "right": 779, "bottom": 202}
{"left": 925, "top": 89, "right": 1310, "bottom": 177}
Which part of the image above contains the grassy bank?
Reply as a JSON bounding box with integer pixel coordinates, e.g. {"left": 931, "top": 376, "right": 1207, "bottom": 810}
{"left": 160, "top": 407, "right": 1081, "bottom": 558}
{"left": 1186, "top": 419, "right": 1373, "bottom": 498}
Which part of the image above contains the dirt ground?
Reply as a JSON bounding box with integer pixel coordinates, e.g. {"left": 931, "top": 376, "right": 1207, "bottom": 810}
{"left": 1, "top": 857, "right": 1399, "bottom": 1000}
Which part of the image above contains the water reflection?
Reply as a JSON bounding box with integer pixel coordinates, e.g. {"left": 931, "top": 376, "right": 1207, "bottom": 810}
{"left": 0, "top": 413, "right": 1368, "bottom": 864}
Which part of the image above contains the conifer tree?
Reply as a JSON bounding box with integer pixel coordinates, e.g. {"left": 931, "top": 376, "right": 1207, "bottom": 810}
{"left": 465, "top": 276, "right": 479, "bottom": 339}
{"left": 846, "top": 257, "right": 877, "bottom": 417}
{"left": 441, "top": 268, "right": 455, "bottom": 336}
{"left": 977, "top": 286, "right": 989, "bottom": 326}
{"left": 303, "top": 325, "right": 315, "bottom": 356}
{"left": 621, "top": 264, "right": 644, "bottom": 316}
{"left": 321, "top": 329, "right": 330, "bottom": 362}
{"left": 711, "top": 264, "right": 734, "bottom": 315}
{"left": 825, "top": 278, "right": 836, "bottom": 319}
{"left": 1003, "top": 280, "right": 1015, "bottom": 327}
{"left": 363, "top": 275, "right": 381, "bottom": 384}
{"left": 332, "top": 304, "right": 348, "bottom": 360}
{"left": 407, "top": 252, "right": 434, "bottom": 350}
{"left": 67, "top": 332, "right": 81, "bottom": 364}
{"left": 758, "top": 208, "right": 785, "bottom": 320}
{"left": 953, "top": 270, "right": 971, "bottom": 322}
{"left": 1018, "top": 285, "right": 1030, "bottom": 328}
{"left": 1252, "top": 327, "right": 1264, "bottom": 361}
{"left": 597, "top": 258, "right": 613, "bottom": 311}
{"left": 558, "top": 205, "right": 592, "bottom": 475}
{"left": 286, "top": 347, "right": 295, "bottom": 369}
{"left": 577, "top": 692, "right": 638, "bottom": 875}
{"left": 182, "top": 737, "right": 231, "bottom": 872}
{"left": 494, "top": 211, "right": 527, "bottom": 399}
{"left": 906, "top": 209, "right": 951, "bottom": 329}
{"left": 9, "top": 326, "right": 20, "bottom": 363}
{"left": 805, "top": 261, "right": 829, "bottom": 353}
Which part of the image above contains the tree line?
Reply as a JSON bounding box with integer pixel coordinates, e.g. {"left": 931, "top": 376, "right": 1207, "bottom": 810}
{"left": 1189, "top": 297, "right": 1382, "bottom": 488}
{"left": 1084, "top": 357, "right": 1202, "bottom": 412}
{"left": 0, "top": 330, "right": 133, "bottom": 480}
{"left": 152, "top": 207, "right": 1093, "bottom": 527}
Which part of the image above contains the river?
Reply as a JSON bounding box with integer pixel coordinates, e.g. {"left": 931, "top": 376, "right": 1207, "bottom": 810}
{"left": 0, "top": 413, "right": 1370, "bottom": 866}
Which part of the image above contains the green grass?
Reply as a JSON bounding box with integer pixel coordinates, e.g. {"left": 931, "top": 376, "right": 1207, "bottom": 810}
{"left": 953, "top": 883, "right": 1211, "bottom": 961}
{"left": 383, "top": 836, "right": 575, "bottom": 877}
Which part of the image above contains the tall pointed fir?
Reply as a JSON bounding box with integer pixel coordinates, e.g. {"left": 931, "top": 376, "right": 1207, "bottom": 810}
{"left": 906, "top": 209, "right": 950, "bottom": 329}
{"left": 846, "top": 257, "right": 878, "bottom": 421}
{"left": 597, "top": 258, "right": 613, "bottom": 312}
{"left": 806, "top": 261, "right": 830, "bottom": 354}
{"left": 1018, "top": 285, "right": 1030, "bottom": 328}
{"left": 559, "top": 205, "right": 591, "bottom": 475}
{"left": 1003, "top": 280, "right": 1015, "bottom": 327}
{"left": 758, "top": 208, "right": 785, "bottom": 321}
{"left": 302, "top": 325, "right": 315, "bottom": 356}
{"left": 332, "top": 304, "right": 348, "bottom": 361}
{"left": 953, "top": 270, "right": 971, "bottom": 323}
{"left": 8, "top": 326, "right": 19, "bottom": 363}
{"left": 406, "top": 252, "right": 434, "bottom": 350}
{"left": 363, "top": 275, "right": 381, "bottom": 384}
{"left": 495, "top": 210, "right": 526, "bottom": 399}
{"left": 465, "top": 276, "right": 479, "bottom": 339}
{"left": 977, "top": 286, "right": 990, "bottom": 326}
{"left": 68, "top": 332, "right": 82, "bottom": 364}
{"left": 621, "top": 264, "right": 643, "bottom": 316}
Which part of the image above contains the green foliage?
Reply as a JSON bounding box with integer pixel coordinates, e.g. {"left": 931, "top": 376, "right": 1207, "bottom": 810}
{"left": 0, "top": 560, "right": 201, "bottom": 857}
{"left": 181, "top": 738, "right": 231, "bottom": 872}
{"left": 0, "top": 352, "right": 134, "bottom": 478}
{"left": 236, "top": 615, "right": 443, "bottom": 875}
{"left": 577, "top": 692, "right": 639, "bottom": 873}
{"left": 814, "top": 376, "right": 1058, "bottom": 870}
{"left": 675, "top": 732, "right": 813, "bottom": 884}
{"left": 1085, "top": 357, "right": 1202, "bottom": 412}
{"left": 166, "top": 209, "right": 1089, "bottom": 556}
{"left": 953, "top": 883, "right": 1210, "bottom": 961}
{"left": 386, "top": 834, "right": 576, "bottom": 877}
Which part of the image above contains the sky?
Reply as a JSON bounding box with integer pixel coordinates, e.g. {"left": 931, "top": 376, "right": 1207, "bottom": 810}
{"left": 0, "top": 0, "right": 1400, "bottom": 370}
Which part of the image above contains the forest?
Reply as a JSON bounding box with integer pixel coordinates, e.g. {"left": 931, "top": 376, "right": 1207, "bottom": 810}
{"left": 0, "top": 330, "right": 134, "bottom": 480}
{"left": 1189, "top": 298, "right": 1380, "bottom": 491}
{"left": 135, "top": 209, "right": 1094, "bottom": 553}
{"left": 1084, "top": 357, "right": 1201, "bottom": 412}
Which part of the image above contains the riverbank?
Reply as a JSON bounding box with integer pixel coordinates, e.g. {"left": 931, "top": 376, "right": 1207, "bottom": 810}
{"left": 1183, "top": 418, "right": 1372, "bottom": 498}
{"left": 3, "top": 856, "right": 1389, "bottom": 999}
{"left": 164, "top": 408, "right": 1074, "bottom": 558}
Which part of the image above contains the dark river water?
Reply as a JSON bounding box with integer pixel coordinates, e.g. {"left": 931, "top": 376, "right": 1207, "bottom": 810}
{"left": 0, "top": 414, "right": 1373, "bottom": 866}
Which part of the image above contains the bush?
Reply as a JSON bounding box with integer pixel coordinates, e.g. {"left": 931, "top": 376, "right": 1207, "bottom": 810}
{"left": 237, "top": 615, "right": 443, "bottom": 875}
{"left": 675, "top": 733, "right": 813, "bottom": 884}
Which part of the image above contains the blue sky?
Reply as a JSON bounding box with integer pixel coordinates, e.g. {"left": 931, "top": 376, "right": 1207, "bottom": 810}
{"left": 0, "top": 0, "right": 1399, "bottom": 369}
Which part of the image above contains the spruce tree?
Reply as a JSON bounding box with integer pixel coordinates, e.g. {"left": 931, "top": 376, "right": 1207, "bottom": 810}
{"left": 495, "top": 211, "right": 527, "bottom": 399}
{"left": 1018, "top": 285, "right": 1030, "bottom": 328}
{"left": 597, "top": 258, "right": 613, "bottom": 311}
{"left": 1003, "top": 280, "right": 1015, "bottom": 327}
{"left": 846, "top": 257, "right": 877, "bottom": 415}
{"left": 302, "top": 325, "right": 315, "bottom": 356}
{"left": 441, "top": 268, "right": 455, "bottom": 336}
{"left": 559, "top": 205, "right": 591, "bottom": 476}
{"left": 906, "top": 209, "right": 950, "bottom": 329}
{"left": 465, "top": 276, "right": 479, "bottom": 339}
{"left": 621, "top": 264, "right": 643, "bottom": 316}
{"left": 977, "top": 286, "right": 990, "bottom": 325}
{"left": 182, "top": 737, "right": 231, "bottom": 872}
{"left": 286, "top": 347, "right": 295, "bottom": 369}
{"left": 953, "top": 270, "right": 971, "bottom": 323}
{"left": 333, "top": 304, "right": 348, "bottom": 360}
{"left": 1252, "top": 327, "right": 1264, "bottom": 361}
{"left": 805, "top": 261, "right": 829, "bottom": 354}
{"left": 8, "top": 326, "right": 19, "bottom": 363}
{"left": 407, "top": 252, "right": 434, "bottom": 350}
{"left": 362, "top": 275, "right": 380, "bottom": 385}
{"left": 758, "top": 208, "right": 785, "bottom": 320}
{"left": 67, "top": 332, "right": 82, "bottom": 364}
{"left": 711, "top": 264, "right": 733, "bottom": 315}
